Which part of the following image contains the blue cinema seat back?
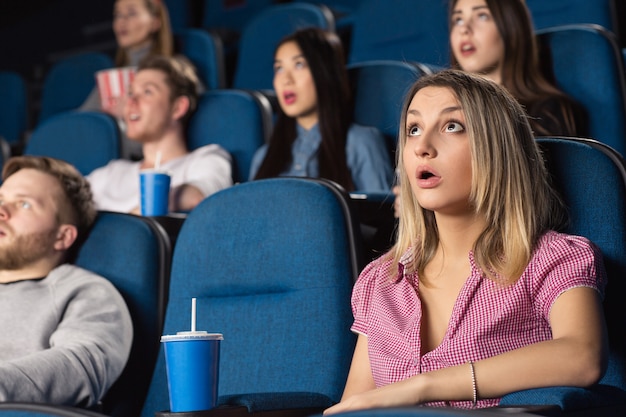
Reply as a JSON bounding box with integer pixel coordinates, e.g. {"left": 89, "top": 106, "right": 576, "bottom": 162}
{"left": 74, "top": 212, "right": 172, "bottom": 417}
{"left": 526, "top": 0, "right": 618, "bottom": 33}
{"left": 201, "top": 0, "right": 276, "bottom": 38}
{"left": 348, "top": 60, "right": 432, "bottom": 156}
{"left": 175, "top": 28, "right": 226, "bottom": 89}
{"left": 25, "top": 111, "right": 120, "bottom": 176}
{"left": 163, "top": 0, "right": 192, "bottom": 31}
{"left": 0, "top": 71, "right": 28, "bottom": 147}
{"left": 232, "top": 3, "right": 335, "bottom": 91}
{"left": 499, "top": 137, "right": 626, "bottom": 413}
{"left": 39, "top": 52, "right": 114, "bottom": 124}
{"left": 348, "top": 0, "right": 449, "bottom": 67}
{"left": 294, "top": 0, "right": 361, "bottom": 30}
{"left": 141, "top": 178, "right": 362, "bottom": 417}
{"left": 537, "top": 24, "right": 626, "bottom": 156}
{"left": 187, "top": 89, "right": 273, "bottom": 183}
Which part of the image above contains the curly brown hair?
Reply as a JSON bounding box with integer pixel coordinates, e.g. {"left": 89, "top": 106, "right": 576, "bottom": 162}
{"left": 2, "top": 156, "right": 97, "bottom": 242}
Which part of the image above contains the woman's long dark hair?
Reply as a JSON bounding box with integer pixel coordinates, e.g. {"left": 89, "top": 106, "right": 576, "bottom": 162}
{"left": 254, "top": 28, "right": 354, "bottom": 190}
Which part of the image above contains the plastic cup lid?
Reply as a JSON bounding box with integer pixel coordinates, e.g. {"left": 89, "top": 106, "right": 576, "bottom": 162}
{"left": 160, "top": 331, "right": 224, "bottom": 342}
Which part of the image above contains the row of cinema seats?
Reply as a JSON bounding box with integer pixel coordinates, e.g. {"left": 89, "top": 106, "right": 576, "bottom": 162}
{"left": 0, "top": 26, "right": 226, "bottom": 158}
{"left": 12, "top": 88, "right": 273, "bottom": 182}
{"left": 1, "top": 3, "right": 626, "bottom": 168}
{"left": 13, "top": 20, "right": 626, "bottom": 173}
{"left": 0, "top": 136, "right": 624, "bottom": 417}
{"left": 11, "top": 21, "right": 626, "bottom": 264}
{"left": 163, "top": 0, "right": 621, "bottom": 70}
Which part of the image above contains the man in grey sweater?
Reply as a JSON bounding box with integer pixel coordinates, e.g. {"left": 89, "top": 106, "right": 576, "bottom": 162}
{"left": 0, "top": 155, "right": 132, "bottom": 407}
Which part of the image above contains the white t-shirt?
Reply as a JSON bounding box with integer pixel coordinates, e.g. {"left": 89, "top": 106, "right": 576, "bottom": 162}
{"left": 87, "top": 144, "right": 232, "bottom": 212}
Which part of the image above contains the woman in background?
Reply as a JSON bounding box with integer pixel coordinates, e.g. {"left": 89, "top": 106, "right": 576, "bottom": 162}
{"left": 449, "top": 0, "right": 585, "bottom": 137}
{"left": 80, "top": 0, "right": 173, "bottom": 159}
{"left": 81, "top": 0, "right": 173, "bottom": 116}
{"left": 394, "top": 0, "right": 586, "bottom": 217}
{"left": 249, "top": 27, "right": 393, "bottom": 193}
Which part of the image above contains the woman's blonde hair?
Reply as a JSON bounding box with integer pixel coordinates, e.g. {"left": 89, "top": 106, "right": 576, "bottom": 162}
{"left": 115, "top": 0, "right": 174, "bottom": 67}
{"left": 393, "top": 69, "right": 565, "bottom": 284}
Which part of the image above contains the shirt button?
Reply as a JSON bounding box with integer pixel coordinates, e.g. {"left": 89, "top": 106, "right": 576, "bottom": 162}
{"left": 295, "top": 164, "right": 302, "bottom": 170}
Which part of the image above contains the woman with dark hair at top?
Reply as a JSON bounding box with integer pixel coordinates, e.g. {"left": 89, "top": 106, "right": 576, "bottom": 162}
{"left": 249, "top": 27, "right": 393, "bottom": 193}
{"left": 324, "top": 69, "right": 607, "bottom": 413}
{"left": 449, "top": 0, "right": 585, "bottom": 137}
{"left": 393, "top": 0, "right": 587, "bottom": 218}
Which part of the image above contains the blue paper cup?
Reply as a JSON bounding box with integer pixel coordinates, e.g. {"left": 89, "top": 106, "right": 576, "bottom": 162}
{"left": 161, "top": 332, "right": 223, "bottom": 413}
{"left": 140, "top": 170, "right": 171, "bottom": 216}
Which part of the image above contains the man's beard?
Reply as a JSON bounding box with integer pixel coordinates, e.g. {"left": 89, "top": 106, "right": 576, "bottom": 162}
{"left": 0, "top": 226, "right": 58, "bottom": 271}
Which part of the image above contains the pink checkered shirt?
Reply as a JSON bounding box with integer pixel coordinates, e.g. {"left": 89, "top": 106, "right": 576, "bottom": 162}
{"left": 352, "top": 231, "right": 606, "bottom": 408}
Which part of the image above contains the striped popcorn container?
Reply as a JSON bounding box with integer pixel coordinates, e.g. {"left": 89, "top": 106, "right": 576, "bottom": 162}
{"left": 96, "top": 66, "right": 136, "bottom": 110}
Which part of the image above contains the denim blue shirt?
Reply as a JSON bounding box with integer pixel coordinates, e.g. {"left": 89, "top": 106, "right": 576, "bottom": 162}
{"left": 249, "top": 123, "right": 393, "bottom": 192}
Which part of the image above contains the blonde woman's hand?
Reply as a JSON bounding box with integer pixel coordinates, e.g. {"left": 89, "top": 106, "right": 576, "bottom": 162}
{"left": 324, "top": 378, "right": 422, "bottom": 415}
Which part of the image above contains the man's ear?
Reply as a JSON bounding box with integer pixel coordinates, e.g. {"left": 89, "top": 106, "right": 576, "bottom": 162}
{"left": 53, "top": 224, "right": 78, "bottom": 251}
{"left": 171, "top": 96, "right": 191, "bottom": 122}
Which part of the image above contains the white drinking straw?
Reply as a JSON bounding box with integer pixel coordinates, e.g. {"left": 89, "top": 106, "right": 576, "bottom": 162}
{"left": 155, "top": 151, "right": 162, "bottom": 171}
{"left": 191, "top": 297, "right": 197, "bottom": 332}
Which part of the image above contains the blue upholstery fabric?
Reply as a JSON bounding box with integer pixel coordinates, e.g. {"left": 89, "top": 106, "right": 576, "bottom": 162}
{"left": 219, "top": 392, "right": 334, "bottom": 411}
{"left": 187, "top": 90, "right": 273, "bottom": 183}
{"left": 39, "top": 52, "right": 114, "bottom": 123}
{"left": 232, "top": 3, "right": 334, "bottom": 90}
{"left": 202, "top": 0, "right": 276, "bottom": 34}
{"left": 140, "top": 178, "right": 361, "bottom": 417}
{"left": 0, "top": 71, "right": 27, "bottom": 146}
{"left": 499, "top": 137, "right": 626, "bottom": 412}
{"left": 526, "top": 0, "right": 618, "bottom": 33}
{"left": 175, "top": 28, "right": 226, "bottom": 89}
{"left": 163, "top": 0, "right": 191, "bottom": 31}
{"left": 294, "top": 0, "right": 360, "bottom": 30}
{"left": 348, "top": 0, "right": 449, "bottom": 67}
{"left": 537, "top": 24, "right": 626, "bottom": 156}
{"left": 500, "top": 385, "right": 626, "bottom": 411}
{"left": 348, "top": 60, "right": 432, "bottom": 155}
{"left": 75, "top": 212, "right": 171, "bottom": 417}
{"left": 25, "top": 111, "right": 120, "bottom": 176}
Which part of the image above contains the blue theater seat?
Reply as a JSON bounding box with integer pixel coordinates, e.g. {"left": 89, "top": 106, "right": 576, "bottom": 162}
{"left": 74, "top": 212, "right": 172, "bottom": 417}
{"left": 348, "top": 59, "right": 434, "bottom": 156}
{"left": 140, "top": 178, "right": 362, "bottom": 417}
{"left": 526, "top": 0, "right": 618, "bottom": 34}
{"left": 38, "top": 52, "right": 114, "bottom": 124}
{"left": 25, "top": 111, "right": 120, "bottom": 176}
{"left": 232, "top": 3, "right": 335, "bottom": 91}
{"left": 498, "top": 137, "right": 626, "bottom": 415}
{"left": 537, "top": 24, "right": 626, "bottom": 157}
{"left": 187, "top": 89, "right": 273, "bottom": 183}
{"left": 348, "top": 0, "right": 449, "bottom": 67}
{"left": 0, "top": 71, "right": 28, "bottom": 147}
{"left": 175, "top": 28, "right": 226, "bottom": 90}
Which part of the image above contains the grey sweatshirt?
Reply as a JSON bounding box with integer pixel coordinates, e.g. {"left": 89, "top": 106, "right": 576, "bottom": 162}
{"left": 0, "top": 263, "right": 133, "bottom": 407}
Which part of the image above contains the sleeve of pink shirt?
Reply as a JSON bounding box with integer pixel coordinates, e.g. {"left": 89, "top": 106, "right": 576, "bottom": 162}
{"left": 351, "top": 255, "right": 394, "bottom": 336}
{"left": 529, "top": 232, "right": 607, "bottom": 321}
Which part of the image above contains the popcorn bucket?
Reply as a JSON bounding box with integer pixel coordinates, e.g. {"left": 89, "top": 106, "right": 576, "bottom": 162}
{"left": 96, "top": 67, "right": 136, "bottom": 109}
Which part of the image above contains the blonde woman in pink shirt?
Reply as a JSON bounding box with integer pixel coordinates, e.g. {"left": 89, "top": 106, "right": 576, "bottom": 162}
{"left": 325, "top": 70, "right": 607, "bottom": 412}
